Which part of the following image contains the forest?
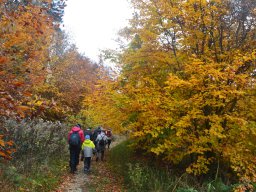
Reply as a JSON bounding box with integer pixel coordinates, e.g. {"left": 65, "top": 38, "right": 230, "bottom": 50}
{"left": 0, "top": 0, "right": 256, "bottom": 191}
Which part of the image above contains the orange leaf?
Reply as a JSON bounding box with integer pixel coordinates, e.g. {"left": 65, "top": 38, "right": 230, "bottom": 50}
{"left": 0, "top": 139, "right": 5, "bottom": 147}
{"left": 13, "top": 81, "right": 24, "bottom": 87}
{"left": 0, "top": 151, "right": 7, "bottom": 158}
{"left": 0, "top": 56, "right": 7, "bottom": 63}
{"left": 23, "top": 91, "right": 32, "bottom": 97}
{"left": 16, "top": 105, "right": 30, "bottom": 111}
{"left": 6, "top": 150, "right": 13, "bottom": 154}
{"left": 6, "top": 141, "right": 14, "bottom": 146}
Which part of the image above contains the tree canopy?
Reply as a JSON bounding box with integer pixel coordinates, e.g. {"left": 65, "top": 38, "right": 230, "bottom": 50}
{"left": 84, "top": 0, "right": 256, "bottom": 182}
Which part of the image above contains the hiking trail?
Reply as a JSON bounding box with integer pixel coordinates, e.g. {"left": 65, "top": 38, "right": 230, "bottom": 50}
{"left": 55, "top": 135, "right": 126, "bottom": 192}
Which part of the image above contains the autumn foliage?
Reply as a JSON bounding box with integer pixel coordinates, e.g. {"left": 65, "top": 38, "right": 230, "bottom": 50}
{"left": 82, "top": 68, "right": 129, "bottom": 132}
{"left": 0, "top": 0, "right": 57, "bottom": 160}
{"left": 84, "top": 0, "right": 256, "bottom": 183}
{"left": 0, "top": 0, "right": 256, "bottom": 188}
{"left": 0, "top": 0, "right": 99, "bottom": 162}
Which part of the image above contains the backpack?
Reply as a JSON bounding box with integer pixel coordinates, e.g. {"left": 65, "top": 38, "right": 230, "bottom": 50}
{"left": 99, "top": 136, "right": 105, "bottom": 146}
{"left": 69, "top": 131, "right": 81, "bottom": 146}
{"left": 92, "top": 129, "right": 100, "bottom": 141}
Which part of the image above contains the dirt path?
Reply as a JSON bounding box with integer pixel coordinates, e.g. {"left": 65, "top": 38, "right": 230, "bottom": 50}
{"left": 55, "top": 163, "right": 89, "bottom": 192}
{"left": 55, "top": 135, "right": 126, "bottom": 192}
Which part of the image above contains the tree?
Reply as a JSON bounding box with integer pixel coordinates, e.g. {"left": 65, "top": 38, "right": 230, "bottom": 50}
{"left": 0, "top": 0, "right": 57, "bottom": 159}
{"left": 87, "top": 0, "right": 256, "bottom": 182}
{"left": 82, "top": 66, "right": 129, "bottom": 132}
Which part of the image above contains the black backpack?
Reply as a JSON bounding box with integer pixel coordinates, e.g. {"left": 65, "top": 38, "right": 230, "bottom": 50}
{"left": 99, "top": 136, "right": 105, "bottom": 146}
{"left": 92, "top": 128, "right": 100, "bottom": 141}
{"left": 69, "top": 131, "right": 81, "bottom": 146}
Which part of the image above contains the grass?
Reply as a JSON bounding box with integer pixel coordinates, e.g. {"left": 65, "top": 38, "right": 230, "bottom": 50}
{"left": 108, "top": 140, "right": 181, "bottom": 191}
{"left": 108, "top": 140, "right": 133, "bottom": 176}
{"left": 0, "top": 156, "right": 69, "bottom": 192}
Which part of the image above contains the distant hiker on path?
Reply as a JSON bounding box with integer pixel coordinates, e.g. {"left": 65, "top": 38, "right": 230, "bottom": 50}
{"left": 105, "top": 129, "right": 113, "bottom": 149}
{"left": 81, "top": 135, "right": 95, "bottom": 174}
{"left": 68, "top": 124, "right": 84, "bottom": 173}
{"left": 95, "top": 129, "right": 108, "bottom": 161}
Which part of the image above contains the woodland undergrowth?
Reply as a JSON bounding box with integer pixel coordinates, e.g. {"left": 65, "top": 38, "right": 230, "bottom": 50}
{"left": 0, "top": 118, "right": 70, "bottom": 192}
{"left": 108, "top": 140, "right": 256, "bottom": 192}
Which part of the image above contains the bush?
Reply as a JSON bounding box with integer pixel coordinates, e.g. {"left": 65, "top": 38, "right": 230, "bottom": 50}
{"left": 109, "top": 140, "right": 199, "bottom": 191}
{"left": 0, "top": 117, "right": 70, "bottom": 191}
{"left": 3, "top": 118, "right": 68, "bottom": 162}
{"left": 108, "top": 139, "right": 256, "bottom": 192}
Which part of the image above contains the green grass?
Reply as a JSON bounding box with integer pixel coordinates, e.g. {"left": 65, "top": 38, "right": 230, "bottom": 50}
{"left": 109, "top": 140, "right": 134, "bottom": 177}
{"left": 108, "top": 140, "right": 180, "bottom": 191}
{"left": 0, "top": 156, "right": 69, "bottom": 192}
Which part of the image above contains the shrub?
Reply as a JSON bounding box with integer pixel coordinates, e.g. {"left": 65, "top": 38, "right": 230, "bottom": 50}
{"left": 3, "top": 118, "right": 68, "bottom": 161}
{"left": 0, "top": 117, "right": 69, "bottom": 191}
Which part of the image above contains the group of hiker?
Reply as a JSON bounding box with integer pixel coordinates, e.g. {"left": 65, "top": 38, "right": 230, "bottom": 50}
{"left": 67, "top": 124, "right": 113, "bottom": 174}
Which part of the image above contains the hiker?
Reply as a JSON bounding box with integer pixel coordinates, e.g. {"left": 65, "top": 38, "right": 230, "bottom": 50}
{"left": 81, "top": 127, "right": 93, "bottom": 161}
{"left": 105, "top": 129, "right": 113, "bottom": 149}
{"left": 95, "top": 129, "right": 108, "bottom": 161}
{"left": 68, "top": 124, "right": 84, "bottom": 173}
{"left": 92, "top": 126, "right": 101, "bottom": 144}
{"left": 81, "top": 135, "right": 95, "bottom": 174}
{"left": 84, "top": 128, "right": 93, "bottom": 141}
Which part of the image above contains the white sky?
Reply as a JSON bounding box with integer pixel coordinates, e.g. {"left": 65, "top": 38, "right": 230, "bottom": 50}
{"left": 63, "top": 0, "right": 132, "bottom": 63}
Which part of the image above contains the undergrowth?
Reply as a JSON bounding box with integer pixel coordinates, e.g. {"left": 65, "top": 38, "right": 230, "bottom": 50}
{"left": 0, "top": 158, "right": 68, "bottom": 192}
{"left": 0, "top": 118, "right": 70, "bottom": 192}
{"left": 108, "top": 140, "right": 256, "bottom": 192}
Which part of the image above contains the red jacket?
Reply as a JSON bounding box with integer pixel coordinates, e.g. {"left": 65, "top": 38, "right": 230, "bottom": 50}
{"left": 68, "top": 126, "right": 85, "bottom": 144}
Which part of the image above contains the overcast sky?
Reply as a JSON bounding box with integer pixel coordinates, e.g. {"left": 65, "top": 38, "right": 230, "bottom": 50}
{"left": 63, "top": 0, "right": 132, "bottom": 63}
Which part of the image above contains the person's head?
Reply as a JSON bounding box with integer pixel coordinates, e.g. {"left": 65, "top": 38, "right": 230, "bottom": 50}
{"left": 76, "top": 123, "right": 81, "bottom": 128}
{"left": 85, "top": 135, "right": 90, "bottom": 140}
